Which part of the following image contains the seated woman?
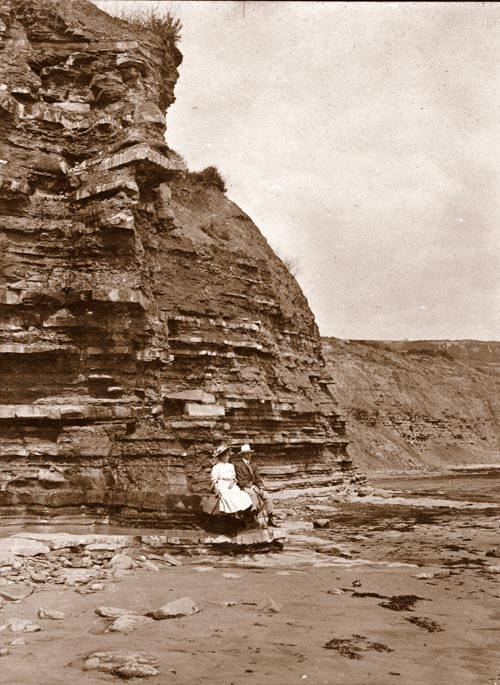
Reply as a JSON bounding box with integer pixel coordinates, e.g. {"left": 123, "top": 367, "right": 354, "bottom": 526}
{"left": 211, "top": 443, "right": 253, "bottom": 516}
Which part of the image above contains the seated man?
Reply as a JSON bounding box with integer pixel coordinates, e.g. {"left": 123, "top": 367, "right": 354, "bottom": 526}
{"left": 232, "top": 444, "right": 277, "bottom": 527}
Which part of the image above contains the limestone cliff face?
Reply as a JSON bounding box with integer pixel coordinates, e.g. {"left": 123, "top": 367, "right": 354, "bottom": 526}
{"left": 0, "top": 0, "right": 351, "bottom": 525}
{"left": 323, "top": 339, "right": 500, "bottom": 472}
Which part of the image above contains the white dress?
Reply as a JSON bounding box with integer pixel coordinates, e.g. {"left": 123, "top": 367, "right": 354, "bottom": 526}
{"left": 211, "top": 462, "right": 253, "bottom": 514}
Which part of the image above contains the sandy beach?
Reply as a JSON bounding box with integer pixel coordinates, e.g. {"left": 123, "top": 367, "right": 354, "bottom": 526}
{"left": 0, "top": 474, "right": 498, "bottom": 685}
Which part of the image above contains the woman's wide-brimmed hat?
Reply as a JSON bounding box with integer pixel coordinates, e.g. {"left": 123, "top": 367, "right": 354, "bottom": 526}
{"left": 239, "top": 443, "right": 254, "bottom": 454}
{"left": 213, "top": 443, "right": 231, "bottom": 459}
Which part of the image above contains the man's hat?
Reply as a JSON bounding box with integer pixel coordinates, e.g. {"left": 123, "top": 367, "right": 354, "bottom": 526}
{"left": 239, "top": 443, "right": 254, "bottom": 454}
{"left": 213, "top": 443, "right": 230, "bottom": 459}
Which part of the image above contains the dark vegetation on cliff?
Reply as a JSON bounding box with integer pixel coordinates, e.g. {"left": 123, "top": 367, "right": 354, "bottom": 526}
{"left": 117, "top": 8, "right": 182, "bottom": 48}
{"left": 323, "top": 338, "right": 500, "bottom": 472}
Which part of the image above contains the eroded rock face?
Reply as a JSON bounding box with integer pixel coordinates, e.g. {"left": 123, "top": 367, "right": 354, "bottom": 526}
{"left": 323, "top": 339, "right": 500, "bottom": 471}
{"left": 0, "top": 0, "right": 352, "bottom": 526}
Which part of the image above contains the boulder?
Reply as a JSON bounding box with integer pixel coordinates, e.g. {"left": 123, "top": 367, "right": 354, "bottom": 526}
{"left": 109, "top": 554, "right": 134, "bottom": 570}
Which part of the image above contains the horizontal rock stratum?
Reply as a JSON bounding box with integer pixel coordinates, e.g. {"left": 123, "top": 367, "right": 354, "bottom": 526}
{"left": 0, "top": 0, "right": 355, "bottom": 526}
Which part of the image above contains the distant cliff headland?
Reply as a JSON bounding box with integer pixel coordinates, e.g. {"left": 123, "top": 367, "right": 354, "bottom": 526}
{"left": 322, "top": 339, "right": 500, "bottom": 472}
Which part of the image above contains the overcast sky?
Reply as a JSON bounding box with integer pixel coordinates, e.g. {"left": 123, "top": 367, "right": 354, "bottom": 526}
{"left": 94, "top": 1, "right": 499, "bottom": 340}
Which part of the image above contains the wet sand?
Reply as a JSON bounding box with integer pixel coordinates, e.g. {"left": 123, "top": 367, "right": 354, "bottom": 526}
{"left": 1, "top": 475, "right": 499, "bottom": 685}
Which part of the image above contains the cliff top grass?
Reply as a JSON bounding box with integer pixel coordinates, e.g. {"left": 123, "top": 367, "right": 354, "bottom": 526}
{"left": 110, "top": 5, "right": 182, "bottom": 49}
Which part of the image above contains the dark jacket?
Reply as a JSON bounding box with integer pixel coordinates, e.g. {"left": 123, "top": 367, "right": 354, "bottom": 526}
{"left": 232, "top": 457, "right": 264, "bottom": 489}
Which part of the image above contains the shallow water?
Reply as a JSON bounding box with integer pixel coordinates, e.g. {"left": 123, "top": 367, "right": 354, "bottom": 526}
{"left": 372, "top": 470, "right": 500, "bottom": 504}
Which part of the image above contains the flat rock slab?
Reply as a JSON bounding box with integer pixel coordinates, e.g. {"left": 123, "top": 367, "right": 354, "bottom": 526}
{"left": 149, "top": 596, "right": 200, "bottom": 619}
{"left": 107, "top": 615, "right": 154, "bottom": 634}
{"left": 86, "top": 541, "right": 126, "bottom": 552}
{"left": 83, "top": 650, "right": 159, "bottom": 679}
{"left": 0, "top": 585, "right": 34, "bottom": 602}
{"left": 0, "top": 619, "right": 41, "bottom": 633}
{"left": 12, "top": 533, "right": 130, "bottom": 551}
{"left": 0, "top": 538, "right": 50, "bottom": 557}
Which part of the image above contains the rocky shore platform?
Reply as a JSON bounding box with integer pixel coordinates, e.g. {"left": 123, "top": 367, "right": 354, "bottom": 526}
{"left": 0, "top": 483, "right": 498, "bottom": 684}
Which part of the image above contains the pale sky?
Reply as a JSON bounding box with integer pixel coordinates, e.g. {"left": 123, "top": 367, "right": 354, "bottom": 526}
{"left": 94, "top": 1, "right": 499, "bottom": 340}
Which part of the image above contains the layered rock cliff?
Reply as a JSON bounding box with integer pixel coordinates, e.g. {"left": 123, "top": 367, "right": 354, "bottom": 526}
{"left": 323, "top": 338, "right": 500, "bottom": 472}
{"left": 0, "top": 0, "right": 352, "bottom": 526}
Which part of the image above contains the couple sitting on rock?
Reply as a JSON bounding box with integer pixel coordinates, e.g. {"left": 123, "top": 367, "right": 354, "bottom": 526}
{"left": 210, "top": 443, "right": 276, "bottom": 528}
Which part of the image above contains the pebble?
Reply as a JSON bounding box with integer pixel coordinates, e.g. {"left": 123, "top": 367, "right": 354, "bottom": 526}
{"left": 95, "top": 606, "right": 133, "bottom": 618}
{"left": 313, "top": 519, "right": 330, "bottom": 529}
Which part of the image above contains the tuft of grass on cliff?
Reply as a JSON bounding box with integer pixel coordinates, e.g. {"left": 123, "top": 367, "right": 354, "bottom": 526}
{"left": 102, "top": 4, "right": 182, "bottom": 49}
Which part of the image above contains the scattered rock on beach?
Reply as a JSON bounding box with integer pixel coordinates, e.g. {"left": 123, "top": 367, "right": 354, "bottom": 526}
{"left": 30, "top": 570, "right": 50, "bottom": 583}
{"left": 2, "top": 619, "right": 41, "bottom": 633}
{"left": 38, "top": 608, "right": 64, "bottom": 620}
{"left": 148, "top": 596, "right": 200, "bottom": 619}
{"left": 109, "top": 554, "right": 134, "bottom": 570}
{"left": 107, "top": 615, "right": 154, "bottom": 634}
{"left": 163, "top": 553, "right": 181, "bottom": 566}
{"left": 143, "top": 561, "right": 159, "bottom": 572}
{"left": 55, "top": 568, "right": 98, "bottom": 586}
{"left": 83, "top": 650, "right": 159, "bottom": 679}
